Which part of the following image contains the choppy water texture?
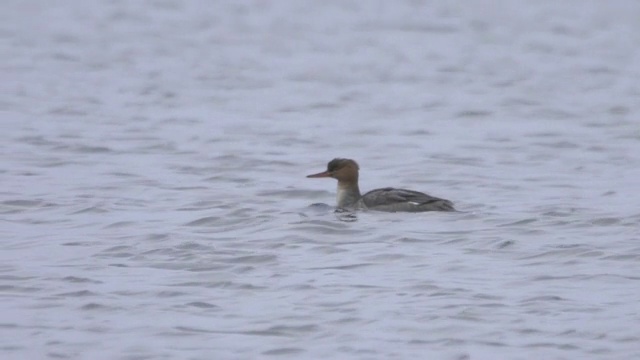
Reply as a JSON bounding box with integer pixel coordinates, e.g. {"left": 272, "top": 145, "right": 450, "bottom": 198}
{"left": 2, "top": 1, "right": 640, "bottom": 359}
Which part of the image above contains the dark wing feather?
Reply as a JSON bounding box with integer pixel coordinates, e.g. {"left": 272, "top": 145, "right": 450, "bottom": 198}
{"left": 361, "top": 188, "right": 455, "bottom": 212}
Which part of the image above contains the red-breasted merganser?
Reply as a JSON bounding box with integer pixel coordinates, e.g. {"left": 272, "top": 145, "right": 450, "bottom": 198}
{"left": 307, "top": 158, "right": 455, "bottom": 212}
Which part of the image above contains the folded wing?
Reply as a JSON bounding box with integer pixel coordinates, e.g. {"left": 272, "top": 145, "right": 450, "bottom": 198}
{"left": 361, "top": 187, "right": 455, "bottom": 212}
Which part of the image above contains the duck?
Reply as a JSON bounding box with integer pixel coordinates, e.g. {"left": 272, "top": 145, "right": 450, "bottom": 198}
{"left": 307, "top": 158, "right": 455, "bottom": 212}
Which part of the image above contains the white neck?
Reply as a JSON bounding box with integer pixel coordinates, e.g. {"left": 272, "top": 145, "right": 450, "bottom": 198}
{"left": 336, "top": 183, "right": 361, "bottom": 209}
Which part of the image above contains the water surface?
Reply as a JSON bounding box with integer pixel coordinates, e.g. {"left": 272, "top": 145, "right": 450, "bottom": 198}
{"left": 2, "top": 1, "right": 640, "bottom": 359}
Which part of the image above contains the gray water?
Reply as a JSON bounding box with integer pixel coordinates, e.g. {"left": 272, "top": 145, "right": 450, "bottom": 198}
{"left": 2, "top": 1, "right": 640, "bottom": 359}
